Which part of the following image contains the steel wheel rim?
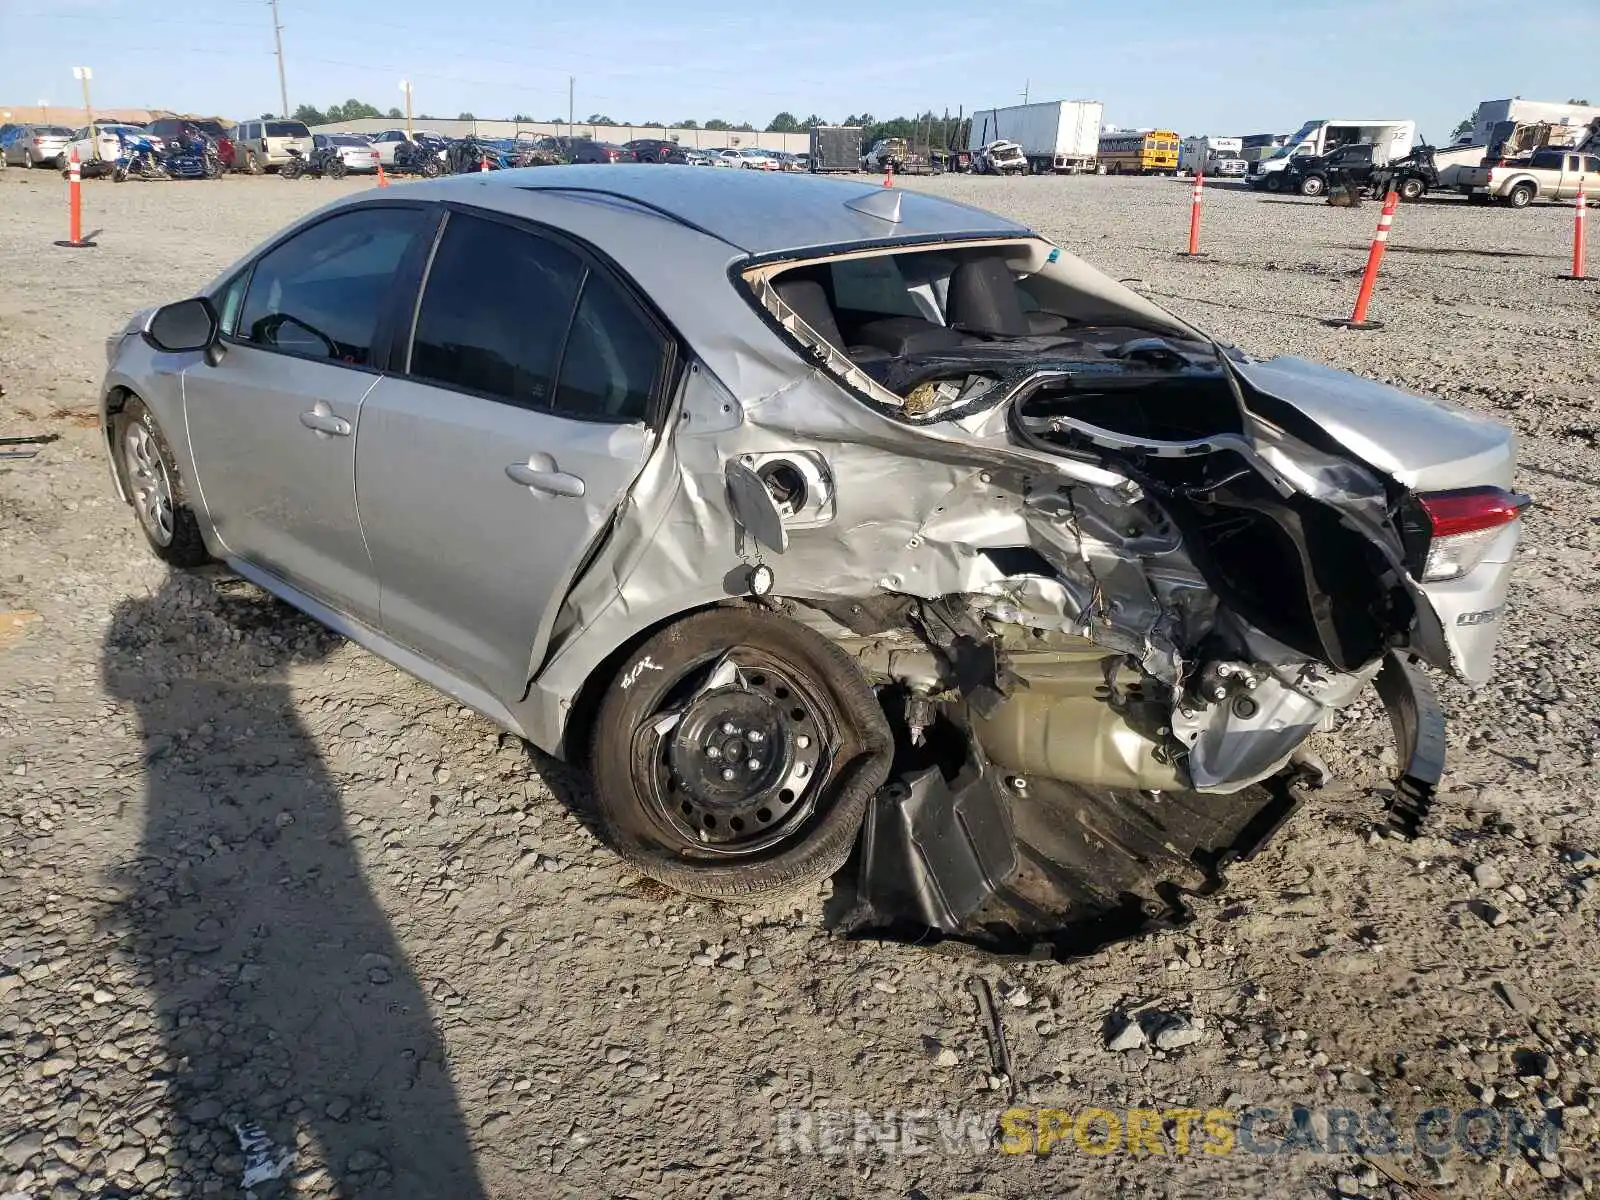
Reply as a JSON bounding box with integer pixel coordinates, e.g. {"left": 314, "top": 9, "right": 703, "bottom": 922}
{"left": 124, "top": 423, "right": 174, "bottom": 545}
{"left": 635, "top": 651, "right": 837, "bottom": 857}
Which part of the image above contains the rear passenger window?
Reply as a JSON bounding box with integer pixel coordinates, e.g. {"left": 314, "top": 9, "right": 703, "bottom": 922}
{"left": 552, "top": 273, "right": 666, "bottom": 422}
{"left": 408, "top": 213, "right": 583, "bottom": 408}
{"left": 237, "top": 207, "right": 426, "bottom": 365}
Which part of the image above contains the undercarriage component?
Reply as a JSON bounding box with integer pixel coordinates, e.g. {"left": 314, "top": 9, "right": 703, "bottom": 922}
{"left": 968, "top": 647, "right": 1185, "bottom": 792}
{"left": 850, "top": 760, "right": 1018, "bottom": 932}
{"left": 1373, "top": 650, "right": 1445, "bottom": 837}
{"left": 842, "top": 759, "right": 1302, "bottom": 958}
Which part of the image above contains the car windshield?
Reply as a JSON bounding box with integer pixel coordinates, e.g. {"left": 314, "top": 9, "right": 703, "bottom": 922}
{"left": 1268, "top": 120, "right": 1320, "bottom": 160}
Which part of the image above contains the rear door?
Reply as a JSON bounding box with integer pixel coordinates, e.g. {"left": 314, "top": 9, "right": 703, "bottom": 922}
{"left": 354, "top": 208, "right": 671, "bottom": 704}
{"left": 183, "top": 204, "right": 434, "bottom": 625}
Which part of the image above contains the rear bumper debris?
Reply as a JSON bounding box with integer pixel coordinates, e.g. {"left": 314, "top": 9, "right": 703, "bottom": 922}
{"left": 1373, "top": 649, "right": 1446, "bottom": 838}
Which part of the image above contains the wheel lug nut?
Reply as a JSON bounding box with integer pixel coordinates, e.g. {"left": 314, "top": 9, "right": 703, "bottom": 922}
{"left": 795, "top": 763, "right": 809, "bottom": 778}
{"left": 721, "top": 767, "right": 736, "bottom": 781}
{"left": 748, "top": 758, "right": 761, "bottom": 770}
{"left": 796, "top": 735, "right": 811, "bottom": 750}
{"left": 721, "top": 722, "right": 738, "bottom": 735}
{"left": 747, "top": 730, "right": 765, "bottom": 744}
{"left": 705, "top": 746, "right": 721, "bottom": 759}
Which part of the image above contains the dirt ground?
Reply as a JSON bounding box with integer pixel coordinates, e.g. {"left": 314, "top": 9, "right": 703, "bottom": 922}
{"left": 1, "top": 166, "right": 1597, "bottom": 1200}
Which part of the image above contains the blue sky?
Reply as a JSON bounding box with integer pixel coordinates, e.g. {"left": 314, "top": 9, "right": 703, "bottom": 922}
{"left": 4, "top": 0, "right": 1596, "bottom": 140}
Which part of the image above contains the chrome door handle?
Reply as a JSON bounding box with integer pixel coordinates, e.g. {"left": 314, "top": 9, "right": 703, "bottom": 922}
{"left": 505, "top": 461, "right": 586, "bottom": 497}
{"left": 299, "top": 409, "right": 351, "bottom": 437}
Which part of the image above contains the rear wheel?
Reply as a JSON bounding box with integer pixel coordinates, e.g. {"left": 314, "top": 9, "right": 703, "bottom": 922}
{"left": 420, "top": 157, "right": 441, "bottom": 178}
{"left": 1399, "top": 176, "right": 1426, "bottom": 201}
{"left": 328, "top": 158, "right": 348, "bottom": 180}
{"left": 245, "top": 150, "right": 263, "bottom": 175}
{"left": 111, "top": 397, "right": 211, "bottom": 568}
{"left": 1299, "top": 174, "right": 1326, "bottom": 197}
{"left": 1507, "top": 182, "right": 1534, "bottom": 209}
{"left": 590, "top": 607, "right": 892, "bottom": 900}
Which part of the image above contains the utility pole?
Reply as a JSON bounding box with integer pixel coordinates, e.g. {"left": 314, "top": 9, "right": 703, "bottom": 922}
{"left": 72, "top": 68, "right": 94, "bottom": 159}
{"left": 268, "top": 0, "right": 289, "bottom": 119}
{"left": 568, "top": 76, "right": 574, "bottom": 142}
{"left": 399, "top": 79, "right": 413, "bottom": 139}
{"left": 1022, "top": 79, "right": 1030, "bottom": 105}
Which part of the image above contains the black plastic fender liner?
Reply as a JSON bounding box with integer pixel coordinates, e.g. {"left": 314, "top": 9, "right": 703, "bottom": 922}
{"left": 851, "top": 761, "right": 1018, "bottom": 933}
{"left": 1373, "top": 650, "right": 1446, "bottom": 838}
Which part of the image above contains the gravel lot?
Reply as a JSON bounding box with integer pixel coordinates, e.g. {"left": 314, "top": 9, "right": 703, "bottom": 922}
{"left": 1, "top": 167, "right": 1597, "bottom": 1199}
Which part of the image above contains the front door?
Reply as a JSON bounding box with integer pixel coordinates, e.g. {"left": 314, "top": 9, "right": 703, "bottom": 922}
{"left": 354, "top": 209, "right": 670, "bottom": 704}
{"left": 183, "top": 205, "right": 433, "bottom": 624}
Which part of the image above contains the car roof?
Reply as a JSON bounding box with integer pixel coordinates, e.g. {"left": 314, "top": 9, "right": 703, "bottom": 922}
{"left": 421, "top": 164, "right": 1031, "bottom": 256}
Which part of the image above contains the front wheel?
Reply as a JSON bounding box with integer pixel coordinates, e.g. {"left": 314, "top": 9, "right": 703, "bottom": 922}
{"left": 421, "top": 157, "right": 441, "bottom": 178}
{"left": 1399, "top": 177, "right": 1426, "bottom": 201}
{"left": 281, "top": 159, "right": 303, "bottom": 180}
{"left": 113, "top": 164, "right": 128, "bottom": 183}
{"left": 328, "top": 158, "right": 348, "bottom": 179}
{"left": 1263, "top": 173, "right": 1282, "bottom": 193}
{"left": 590, "top": 607, "right": 892, "bottom": 900}
{"left": 111, "top": 397, "right": 211, "bottom": 568}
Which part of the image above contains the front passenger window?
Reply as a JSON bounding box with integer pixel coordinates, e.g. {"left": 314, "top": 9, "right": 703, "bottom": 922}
{"left": 237, "top": 207, "right": 427, "bottom": 365}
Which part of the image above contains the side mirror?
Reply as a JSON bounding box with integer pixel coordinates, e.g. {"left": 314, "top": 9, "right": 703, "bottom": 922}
{"left": 144, "top": 297, "right": 220, "bottom": 354}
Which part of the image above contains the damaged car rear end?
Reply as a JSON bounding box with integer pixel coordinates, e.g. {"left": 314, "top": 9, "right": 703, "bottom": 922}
{"left": 531, "top": 175, "right": 1523, "bottom": 953}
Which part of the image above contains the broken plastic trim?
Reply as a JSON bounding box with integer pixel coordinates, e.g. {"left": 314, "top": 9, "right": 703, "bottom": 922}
{"left": 1372, "top": 649, "right": 1445, "bottom": 838}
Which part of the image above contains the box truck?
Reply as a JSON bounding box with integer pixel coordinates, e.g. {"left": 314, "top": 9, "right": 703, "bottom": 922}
{"left": 1179, "top": 136, "right": 1247, "bottom": 177}
{"left": 967, "top": 100, "right": 1102, "bottom": 174}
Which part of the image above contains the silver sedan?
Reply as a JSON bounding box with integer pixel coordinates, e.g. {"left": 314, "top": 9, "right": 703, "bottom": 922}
{"left": 4, "top": 124, "right": 74, "bottom": 167}
{"left": 98, "top": 168, "right": 1525, "bottom": 941}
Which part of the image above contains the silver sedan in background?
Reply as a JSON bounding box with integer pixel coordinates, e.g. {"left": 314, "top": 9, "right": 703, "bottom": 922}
{"left": 4, "top": 124, "right": 75, "bottom": 167}
{"left": 97, "top": 168, "right": 1524, "bottom": 948}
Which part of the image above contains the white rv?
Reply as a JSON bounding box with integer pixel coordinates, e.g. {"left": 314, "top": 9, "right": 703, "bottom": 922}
{"left": 1249, "top": 119, "right": 1416, "bottom": 189}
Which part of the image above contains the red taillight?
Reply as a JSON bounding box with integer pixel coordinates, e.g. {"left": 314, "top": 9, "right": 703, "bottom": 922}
{"left": 1418, "top": 487, "right": 1528, "bottom": 537}
{"left": 1415, "top": 486, "right": 1529, "bottom": 582}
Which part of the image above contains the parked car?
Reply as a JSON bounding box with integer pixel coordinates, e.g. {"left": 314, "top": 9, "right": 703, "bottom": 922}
{"left": 568, "top": 139, "right": 635, "bottom": 164}
{"left": 231, "top": 119, "right": 313, "bottom": 173}
{"left": 100, "top": 168, "right": 1524, "bottom": 937}
{"left": 3, "top": 124, "right": 75, "bottom": 168}
{"left": 147, "top": 119, "right": 236, "bottom": 171}
{"left": 709, "top": 149, "right": 742, "bottom": 168}
{"left": 678, "top": 148, "right": 714, "bottom": 167}
{"left": 737, "top": 147, "right": 780, "bottom": 170}
{"left": 61, "top": 124, "right": 164, "bottom": 170}
{"left": 313, "top": 133, "right": 381, "bottom": 174}
{"left": 861, "top": 138, "right": 909, "bottom": 172}
{"left": 1458, "top": 147, "right": 1600, "bottom": 208}
{"left": 367, "top": 129, "right": 412, "bottom": 166}
{"left": 624, "top": 138, "right": 683, "bottom": 164}
{"left": 1210, "top": 155, "right": 1248, "bottom": 178}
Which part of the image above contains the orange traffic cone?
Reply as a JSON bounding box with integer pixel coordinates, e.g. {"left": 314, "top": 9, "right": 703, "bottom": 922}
{"left": 376, "top": 164, "right": 389, "bottom": 188}
{"left": 883, "top": 163, "right": 893, "bottom": 188}
{"left": 479, "top": 155, "right": 489, "bottom": 174}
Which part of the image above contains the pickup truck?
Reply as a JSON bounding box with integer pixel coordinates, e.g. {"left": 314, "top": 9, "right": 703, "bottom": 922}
{"left": 1277, "top": 142, "right": 1376, "bottom": 197}
{"left": 1458, "top": 147, "right": 1600, "bottom": 208}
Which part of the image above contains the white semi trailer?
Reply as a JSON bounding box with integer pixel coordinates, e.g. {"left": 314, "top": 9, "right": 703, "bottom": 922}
{"left": 967, "top": 100, "right": 1103, "bottom": 174}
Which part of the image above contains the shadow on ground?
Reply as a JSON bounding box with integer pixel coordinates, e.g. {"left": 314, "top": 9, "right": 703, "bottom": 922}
{"left": 102, "top": 571, "right": 485, "bottom": 1198}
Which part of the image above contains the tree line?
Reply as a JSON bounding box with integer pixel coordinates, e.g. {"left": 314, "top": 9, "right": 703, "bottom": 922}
{"left": 278, "top": 101, "right": 972, "bottom": 147}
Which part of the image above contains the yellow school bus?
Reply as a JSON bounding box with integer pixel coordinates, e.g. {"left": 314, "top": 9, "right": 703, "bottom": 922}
{"left": 1097, "top": 129, "right": 1180, "bottom": 175}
